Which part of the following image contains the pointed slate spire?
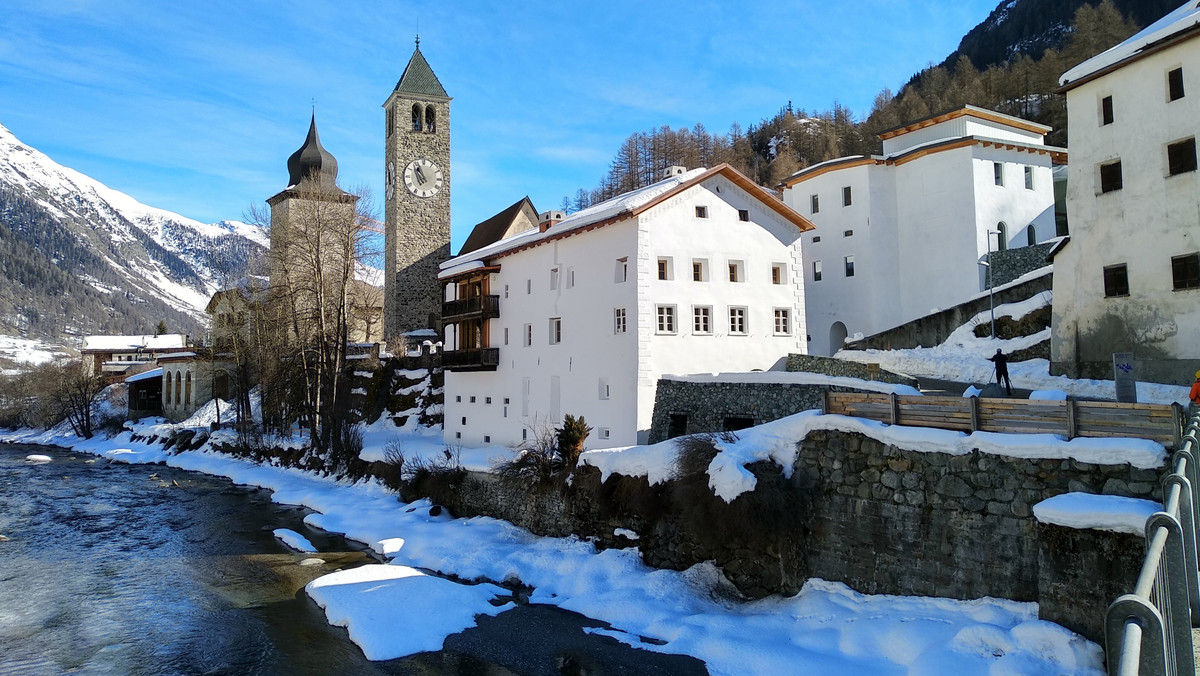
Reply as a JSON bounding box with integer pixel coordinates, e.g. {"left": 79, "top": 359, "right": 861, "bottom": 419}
{"left": 394, "top": 40, "right": 448, "bottom": 98}
{"left": 286, "top": 113, "right": 340, "bottom": 189}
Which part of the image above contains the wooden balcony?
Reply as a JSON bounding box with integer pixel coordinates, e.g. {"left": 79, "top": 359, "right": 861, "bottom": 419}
{"left": 441, "top": 347, "right": 500, "bottom": 372}
{"left": 442, "top": 295, "right": 500, "bottom": 323}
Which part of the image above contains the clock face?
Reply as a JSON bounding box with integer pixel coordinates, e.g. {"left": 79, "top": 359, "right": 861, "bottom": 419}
{"left": 403, "top": 158, "right": 443, "bottom": 198}
{"left": 385, "top": 161, "right": 396, "bottom": 201}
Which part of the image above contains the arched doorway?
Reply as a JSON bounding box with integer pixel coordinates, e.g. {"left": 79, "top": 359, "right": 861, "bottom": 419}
{"left": 829, "top": 321, "right": 848, "bottom": 356}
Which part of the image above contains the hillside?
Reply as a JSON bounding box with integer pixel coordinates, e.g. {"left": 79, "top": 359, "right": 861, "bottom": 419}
{"left": 0, "top": 121, "right": 267, "bottom": 349}
{"left": 941, "top": 0, "right": 1180, "bottom": 73}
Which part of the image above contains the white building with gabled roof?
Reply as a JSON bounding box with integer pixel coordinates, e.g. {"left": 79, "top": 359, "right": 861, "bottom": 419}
{"left": 780, "top": 105, "right": 1065, "bottom": 356}
{"left": 438, "top": 164, "right": 815, "bottom": 448}
{"left": 1051, "top": 0, "right": 1200, "bottom": 384}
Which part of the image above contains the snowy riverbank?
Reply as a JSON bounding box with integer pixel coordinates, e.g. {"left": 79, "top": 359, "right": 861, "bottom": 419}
{"left": 1, "top": 418, "right": 1106, "bottom": 675}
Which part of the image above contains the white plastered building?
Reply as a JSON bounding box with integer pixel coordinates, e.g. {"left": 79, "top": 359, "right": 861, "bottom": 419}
{"left": 780, "top": 105, "right": 1065, "bottom": 356}
{"left": 1050, "top": 0, "right": 1200, "bottom": 384}
{"left": 438, "top": 165, "right": 814, "bottom": 448}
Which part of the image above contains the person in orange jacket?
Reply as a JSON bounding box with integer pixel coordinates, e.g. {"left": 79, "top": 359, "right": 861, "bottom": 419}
{"left": 1190, "top": 370, "right": 1200, "bottom": 411}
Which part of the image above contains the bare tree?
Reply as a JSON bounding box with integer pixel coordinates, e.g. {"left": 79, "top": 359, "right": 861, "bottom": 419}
{"left": 46, "top": 359, "right": 105, "bottom": 439}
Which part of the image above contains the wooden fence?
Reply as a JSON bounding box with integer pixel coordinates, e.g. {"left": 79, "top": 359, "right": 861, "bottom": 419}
{"left": 824, "top": 392, "right": 1185, "bottom": 448}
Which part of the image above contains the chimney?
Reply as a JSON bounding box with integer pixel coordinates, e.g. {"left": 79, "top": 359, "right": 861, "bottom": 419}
{"left": 662, "top": 165, "right": 686, "bottom": 179}
{"left": 539, "top": 210, "right": 565, "bottom": 232}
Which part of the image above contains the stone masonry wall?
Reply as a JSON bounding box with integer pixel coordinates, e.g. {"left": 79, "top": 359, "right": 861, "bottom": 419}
{"left": 846, "top": 269, "right": 1053, "bottom": 352}
{"left": 989, "top": 241, "right": 1056, "bottom": 288}
{"left": 426, "top": 426, "right": 1164, "bottom": 642}
{"left": 785, "top": 354, "right": 919, "bottom": 386}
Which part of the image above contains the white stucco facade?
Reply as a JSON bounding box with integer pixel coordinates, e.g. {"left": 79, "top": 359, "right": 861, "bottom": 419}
{"left": 1051, "top": 2, "right": 1200, "bottom": 384}
{"left": 439, "top": 166, "right": 813, "bottom": 448}
{"left": 781, "top": 106, "right": 1063, "bottom": 356}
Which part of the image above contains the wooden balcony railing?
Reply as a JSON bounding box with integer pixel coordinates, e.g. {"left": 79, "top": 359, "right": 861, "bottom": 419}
{"left": 441, "top": 347, "right": 500, "bottom": 372}
{"left": 442, "top": 295, "right": 500, "bottom": 323}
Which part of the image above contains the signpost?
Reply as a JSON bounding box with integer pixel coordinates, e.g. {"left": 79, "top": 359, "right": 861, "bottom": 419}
{"left": 1113, "top": 352, "right": 1137, "bottom": 403}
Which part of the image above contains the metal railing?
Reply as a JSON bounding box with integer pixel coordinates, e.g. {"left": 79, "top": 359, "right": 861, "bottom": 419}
{"left": 1106, "top": 405, "right": 1200, "bottom": 675}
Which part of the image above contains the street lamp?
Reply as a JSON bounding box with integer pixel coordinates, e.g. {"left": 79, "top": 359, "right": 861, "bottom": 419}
{"left": 986, "top": 229, "right": 1001, "bottom": 339}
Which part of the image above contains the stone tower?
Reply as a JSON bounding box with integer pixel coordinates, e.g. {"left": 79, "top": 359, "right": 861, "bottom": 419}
{"left": 383, "top": 39, "right": 451, "bottom": 343}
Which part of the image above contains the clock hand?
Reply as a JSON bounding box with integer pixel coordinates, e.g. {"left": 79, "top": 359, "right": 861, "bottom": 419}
{"left": 415, "top": 166, "right": 427, "bottom": 185}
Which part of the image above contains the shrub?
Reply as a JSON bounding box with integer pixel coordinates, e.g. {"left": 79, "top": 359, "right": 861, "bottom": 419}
{"left": 557, "top": 414, "right": 592, "bottom": 469}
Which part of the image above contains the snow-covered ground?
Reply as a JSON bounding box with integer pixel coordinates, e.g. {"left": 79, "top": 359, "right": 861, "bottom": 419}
{"left": 2, "top": 399, "right": 1126, "bottom": 675}
{"left": 0, "top": 334, "right": 73, "bottom": 372}
{"left": 836, "top": 292, "right": 1191, "bottom": 406}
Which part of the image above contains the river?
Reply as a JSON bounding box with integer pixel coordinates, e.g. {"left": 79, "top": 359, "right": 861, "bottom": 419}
{"left": 0, "top": 443, "right": 706, "bottom": 676}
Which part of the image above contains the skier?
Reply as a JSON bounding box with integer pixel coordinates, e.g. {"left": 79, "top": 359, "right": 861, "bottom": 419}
{"left": 1190, "top": 370, "right": 1200, "bottom": 413}
{"left": 988, "top": 348, "right": 1012, "bottom": 396}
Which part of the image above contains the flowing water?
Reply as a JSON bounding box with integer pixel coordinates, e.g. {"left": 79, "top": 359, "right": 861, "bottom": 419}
{"left": 0, "top": 444, "right": 706, "bottom": 676}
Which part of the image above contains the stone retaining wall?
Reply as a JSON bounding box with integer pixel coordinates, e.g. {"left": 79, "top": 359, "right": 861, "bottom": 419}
{"left": 426, "top": 426, "right": 1164, "bottom": 642}
{"left": 785, "top": 354, "right": 919, "bottom": 386}
{"left": 989, "top": 242, "right": 1056, "bottom": 287}
{"left": 846, "top": 270, "right": 1053, "bottom": 352}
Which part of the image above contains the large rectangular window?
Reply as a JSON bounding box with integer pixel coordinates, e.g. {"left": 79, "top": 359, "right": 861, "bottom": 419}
{"left": 657, "top": 257, "right": 672, "bottom": 280}
{"left": 692, "top": 259, "right": 708, "bottom": 282}
{"left": 728, "top": 260, "right": 743, "bottom": 282}
{"left": 1167, "top": 138, "right": 1197, "bottom": 176}
{"left": 1100, "top": 161, "right": 1123, "bottom": 193}
{"left": 693, "top": 306, "right": 712, "bottom": 334}
{"left": 1103, "top": 264, "right": 1129, "bottom": 297}
{"left": 549, "top": 318, "right": 562, "bottom": 344}
{"left": 656, "top": 305, "right": 676, "bottom": 334}
{"left": 729, "top": 307, "right": 747, "bottom": 335}
{"left": 1173, "top": 253, "right": 1200, "bottom": 290}
{"left": 1169, "top": 67, "right": 1185, "bottom": 101}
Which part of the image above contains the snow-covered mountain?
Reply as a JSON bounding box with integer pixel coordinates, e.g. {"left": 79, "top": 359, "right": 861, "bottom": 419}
{"left": 0, "top": 120, "right": 268, "bottom": 344}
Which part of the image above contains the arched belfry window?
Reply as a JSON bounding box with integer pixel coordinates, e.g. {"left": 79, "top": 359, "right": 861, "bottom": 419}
{"left": 1027, "top": 224, "right": 1037, "bottom": 246}
{"left": 411, "top": 104, "right": 423, "bottom": 131}
{"left": 996, "top": 222, "right": 1008, "bottom": 251}
{"left": 425, "top": 106, "right": 436, "bottom": 133}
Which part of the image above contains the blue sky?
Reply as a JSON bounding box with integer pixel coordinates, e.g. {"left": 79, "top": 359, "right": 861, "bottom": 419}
{"left": 1, "top": 0, "right": 998, "bottom": 251}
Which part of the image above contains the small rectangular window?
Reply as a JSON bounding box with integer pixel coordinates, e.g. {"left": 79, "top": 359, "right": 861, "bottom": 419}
{"left": 738, "top": 209, "right": 749, "bottom": 222}
{"left": 811, "top": 236, "right": 821, "bottom": 243}
{"left": 993, "top": 162, "right": 1004, "bottom": 186}
{"left": 1103, "top": 264, "right": 1129, "bottom": 297}
{"left": 1167, "top": 138, "right": 1197, "bottom": 176}
{"left": 526, "top": 279, "right": 532, "bottom": 294}
{"left": 567, "top": 268, "right": 575, "bottom": 288}
{"left": 729, "top": 307, "right": 747, "bottom": 335}
{"left": 695, "top": 206, "right": 708, "bottom": 218}
{"left": 692, "top": 259, "right": 707, "bottom": 282}
{"left": 774, "top": 308, "right": 790, "bottom": 335}
{"left": 485, "top": 397, "right": 492, "bottom": 405}
{"left": 843, "top": 229, "right": 853, "bottom": 237}
{"left": 549, "top": 318, "right": 562, "bottom": 344}
{"left": 657, "top": 257, "right": 672, "bottom": 280}
{"left": 728, "top": 260, "right": 743, "bottom": 283}
{"left": 599, "top": 428, "right": 611, "bottom": 440}
{"left": 844, "top": 255, "right": 855, "bottom": 277}
{"left": 524, "top": 323, "right": 533, "bottom": 346}
{"left": 810, "top": 194, "right": 820, "bottom": 214}
{"left": 615, "top": 257, "right": 629, "bottom": 283}
{"left": 484, "top": 435, "right": 491, "bottom": 443}
{"left": 1169, "top": 67, "right": 1185, "bottom": 101}
{"left": 813, "top": 260, "right": 822, "bottom": 281}
{"left": 1100, "top": 160, "right": 1123, "bottom": 193}
{"left": 504, "top": 327, "right": 509, "bottom": 345}
{"left": 1173, "top": 253, "right": 1200, "bottom": 290}
{"left": 550, "top": 267, "right": 559, "bottom": 290}
{"left": 842, "top": 186, "right": 852, "bottom": 206}
{"left": 469, "top": 396, "right": 476, "bottom": 403}
{"left": 614, "top": 308, "right": 627, "bottom": 334}
{"left": 771, "top": 264, "right": 784, "bottom": 285}
{"left": 1101, "top": 95, "right": 1114, "bottom": 125}
{"left": 599, "top": 378, "right": 610, "bottom": 400}
{"left": 693, "top": 306, "right": 711, "bottom": 334}
{"left": 1024, "top": 165, "right": 1034, "bottom": 190}
{"left": 656, "top": 305, "right": 676, "bottom": 334}
{"left": 504, "top": 284, "right": 509, "bottom": 298}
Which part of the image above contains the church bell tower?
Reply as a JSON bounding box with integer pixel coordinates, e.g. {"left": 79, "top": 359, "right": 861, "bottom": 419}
{"left": 383, "top": 38, "right": 452, "bottom": 343}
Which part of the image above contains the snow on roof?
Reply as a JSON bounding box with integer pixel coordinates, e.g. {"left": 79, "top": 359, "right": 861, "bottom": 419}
{"left": 82, "top": 334, "right": 187, "bottom": 351}
{"left": 155, "top": 351, "right": 198, "bottom": 360}
{"left": 1059, "top": 0, "right": 1200, "bottom": 88}
{"left": 662, "top": 371, "right": 921, "bottom": 396}
{"left": 441, "top": 168, "right": 709, "bottom": 268}
{"left": 1033, "top": 492, "right": 1160, "bottom": 536}
{"left": 125, "top": 368, "right": 163, "bottom": 383}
